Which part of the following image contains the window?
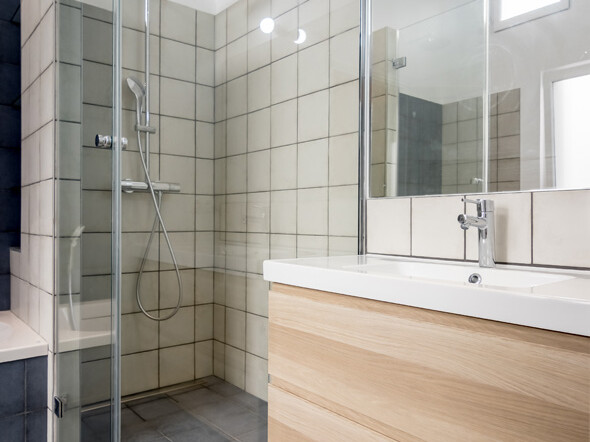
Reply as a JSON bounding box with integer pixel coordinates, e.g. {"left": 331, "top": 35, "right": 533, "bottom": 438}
{"left": 492, "top": 0, "right": 569, "bottom": 31}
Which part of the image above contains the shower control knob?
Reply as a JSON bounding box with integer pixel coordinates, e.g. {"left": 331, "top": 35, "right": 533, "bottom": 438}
{"left": 95, "top": 134, "right": 128, "bottom": 149}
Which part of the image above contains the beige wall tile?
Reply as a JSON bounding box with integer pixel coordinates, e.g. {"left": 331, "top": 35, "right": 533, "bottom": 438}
{"left": 412, "top": 195, "right": 464, "bottom": 259}
{"left": 533, "top": 190, "right": 590, "bottom": 268}
{"left": 367, "top": 198, "right": 410, "bottom": 255}
{"left": 160, "top": 343, "right": 195, "bottom": 387}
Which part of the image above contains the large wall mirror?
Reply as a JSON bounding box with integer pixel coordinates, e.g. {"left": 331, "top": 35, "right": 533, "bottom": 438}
{"left": 369, "top": 0, "right": 590, "bottom": 198}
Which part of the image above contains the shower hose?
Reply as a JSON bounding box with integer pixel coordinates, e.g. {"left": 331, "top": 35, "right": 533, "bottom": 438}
{"left": 134, "top": 114, "right": 183, "bottom": 321}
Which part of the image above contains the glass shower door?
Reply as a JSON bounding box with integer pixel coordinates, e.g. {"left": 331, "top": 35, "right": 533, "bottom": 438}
{"left": 54, "top": 0, "right": 121, "bottom": 440}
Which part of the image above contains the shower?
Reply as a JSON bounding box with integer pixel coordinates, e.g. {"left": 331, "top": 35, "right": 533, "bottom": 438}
{"left": 124, "top": 28, "right": 183, "bottom": 321}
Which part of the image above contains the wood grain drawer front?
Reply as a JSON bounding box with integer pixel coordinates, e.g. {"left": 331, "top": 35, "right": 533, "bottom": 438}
{"left": 268, "top": 385, "right": 396, "bottom": 442}
{"left": 268, "top": 284, "right": 590, "bottom": 442}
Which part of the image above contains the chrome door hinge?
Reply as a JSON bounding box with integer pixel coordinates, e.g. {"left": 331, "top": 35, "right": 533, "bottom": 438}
{"left": 53, "top": 395, "right": 68, "bottom": 418}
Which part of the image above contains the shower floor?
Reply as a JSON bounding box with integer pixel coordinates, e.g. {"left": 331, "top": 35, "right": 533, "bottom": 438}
{"left": 81, "top": 377, "right": 268, "bottom": 441}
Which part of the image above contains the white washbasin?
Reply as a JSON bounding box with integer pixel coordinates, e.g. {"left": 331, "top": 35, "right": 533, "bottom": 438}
{"left": 343, "top": 260, "right": 574, "bottom": 289}
{"left": 263, "top": 255, "right": 590, "bottom": 336}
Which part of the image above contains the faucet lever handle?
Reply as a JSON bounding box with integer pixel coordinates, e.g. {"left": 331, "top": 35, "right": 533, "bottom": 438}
{"left": 462, "top": 197, "right": 481, "bottom": 207}
{"left": 462, "top": 197, "right": 494, "bottom": 214}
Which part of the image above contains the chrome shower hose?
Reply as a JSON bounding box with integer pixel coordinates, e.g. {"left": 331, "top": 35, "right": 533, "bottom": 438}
{"left": 134, "top": 128, "right": 183, "bottom": 321}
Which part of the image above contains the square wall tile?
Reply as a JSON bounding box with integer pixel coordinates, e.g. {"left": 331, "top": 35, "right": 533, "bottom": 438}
{"left": 248, "top": 108, "right": 271, "bottom": 152}
{"left": 271, "top": 9, "right": 297, "bottom": 61}
{"left": 298, "top": 40, "right": 329, "bottom": 95}
{"left": 533, "top": 190, "right": 590, "bottom": 268}
{"left": 367, "top": 198, "right": 410, "bottom": 255}
{"left": 160, "top": 344, "right": 195, "bottom": 387}
{"left": 465, "top": 193, "right": 532, "bottom": 264}
{"left": 248, "top": 28, "right": 270, "bottom": 72}
{"left": 330, "top": 80, "right": 358, "bottom": 136}
{"left": 271, "top": 190, "right": 296, "bottom": 234}
{"left": 248, "top": 66, "right": 271, "bottom": 113}
{"left": 412, "top": 195, "right": 464, "bottom": 259}
{"left": 247, "top": 150, "right": 271, "bottom": 192}
{"left": 330, "top": 0, "right": 360, "bottom": 36}
{"left": 270, "top": 99, "right": 297, "bottom": 147}
{"left": 246, "top": 313, "right": 267, "bottom": 359}
{"left": 298, "top": 90, "right": 329, "bottom": 142}
{"left": 225, "top": 308, "right": 246, "bottom": 350}
{"left": 297, "top": 235, "right": 328, "bottom": 258}
{"left": 330, "top": 28, "right": 359, "bottom": 86}
{"left": 270, "top": 144, "right": 297, "bottom": 190}
{"left": 298, "top": 139, "right": 328, "bottom": 188}
{"left": 195, "top": 340, "right": 213, "bottom": 378}
{"left": 329, "top": 133, "right": 358, "bottom": 186}
{"left": 224, "top": 345, "right": 245, "bottom": 389}
{"left": 245, "top": 353, "right": 268, "bottom": 401}
{"left": 328, "top": 185, "right": 358, "bottom": 237}
{"left": 227, "top": 76, "right": 248, "bottom": 119}
{"left": 161, "top": 0, "right": 196, "bottom": 44}
{"left": 297, "top": 188, "right": 328, "bottom": 235}
{"left": 271, "top": 54, "right": 297, "bottom": 104}
{"left": 270, "top": 234, "right": 296, "bottom": 260}
{"left": 122, "top": 351, "right": 158, "bottom": 396}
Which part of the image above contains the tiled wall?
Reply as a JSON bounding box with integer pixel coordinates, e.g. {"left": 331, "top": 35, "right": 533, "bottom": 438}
{"left": 397, "top": 94, "right": 442, "bottom": 197}
{"left": 117, "top": 0, "right": 217, "bottom": 397}
{"left": 0, "top": 356, "right": 48, "bottom": 442}
{"left": 367, "top": 189, "right": 590, "bottom": 269}
{"left": 10, "top": 0, "right": 56, "bottom": 439}
{"left": 370, "top": 26, "right": 397, "bottom": 198}
{"left": 0, "top": 0, "right": 21, "bottom": 311}
{"left": 213, "top": 0, "right": 360, "bottom": 400}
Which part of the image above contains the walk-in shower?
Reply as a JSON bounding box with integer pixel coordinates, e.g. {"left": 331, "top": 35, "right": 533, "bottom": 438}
{"left": 46, "top": 0, "right": 361, "bottom": 439}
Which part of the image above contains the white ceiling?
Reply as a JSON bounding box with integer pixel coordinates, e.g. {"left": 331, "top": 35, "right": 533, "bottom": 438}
{"left": 373, "top": 0, "right": 475, "bottom": 30}
{"left": 169, "top": 0, "right": 241, "bottom": 15}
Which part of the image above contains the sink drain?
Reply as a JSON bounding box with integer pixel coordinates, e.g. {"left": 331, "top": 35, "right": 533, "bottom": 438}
{"left": 468, "top": 273, "right": 482, "bottom": 284}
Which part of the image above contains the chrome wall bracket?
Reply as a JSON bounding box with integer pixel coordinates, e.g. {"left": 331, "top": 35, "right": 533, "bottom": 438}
{"left": 134, "top": 124, "right": 157, "bottom": 134}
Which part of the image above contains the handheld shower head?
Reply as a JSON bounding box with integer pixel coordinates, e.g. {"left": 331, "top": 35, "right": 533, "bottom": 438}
{"left": 126, "top": 76, "right": 146, "bottom": 114}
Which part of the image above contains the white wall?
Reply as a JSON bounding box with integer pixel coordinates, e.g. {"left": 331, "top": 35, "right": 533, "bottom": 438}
{"left": 489, "top": 0, "right": 590, "bottom": 188}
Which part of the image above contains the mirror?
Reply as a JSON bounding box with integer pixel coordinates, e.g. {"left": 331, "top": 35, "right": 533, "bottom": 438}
{"left": 369, "top": 0, "right": 590, "bottom": 198}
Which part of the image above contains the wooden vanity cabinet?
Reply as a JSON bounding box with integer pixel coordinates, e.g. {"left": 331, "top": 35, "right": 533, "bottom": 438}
{"left": 268, "top": 283, "right": 590, "bottom": 442}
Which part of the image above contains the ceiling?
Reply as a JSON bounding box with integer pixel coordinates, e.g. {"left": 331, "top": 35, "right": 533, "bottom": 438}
{"left": 170, "top": 0, "right": 241, "bottom": 15}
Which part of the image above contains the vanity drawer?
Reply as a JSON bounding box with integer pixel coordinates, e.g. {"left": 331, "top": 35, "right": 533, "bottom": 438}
{"left": 268, "top": 283, "right": 590, "bottom": 442}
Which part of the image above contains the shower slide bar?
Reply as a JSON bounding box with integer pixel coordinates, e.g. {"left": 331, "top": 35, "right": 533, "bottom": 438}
{"left": 121, "top": 179, "right": 180, "bottom": 194}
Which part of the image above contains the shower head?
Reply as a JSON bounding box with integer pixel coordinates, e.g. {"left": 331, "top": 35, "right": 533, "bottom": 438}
{"left": 126, "top": 76, "right": 146, "bottom": 112}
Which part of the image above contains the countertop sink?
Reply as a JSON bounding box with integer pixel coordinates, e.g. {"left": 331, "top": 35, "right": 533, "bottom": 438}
{"left": 263, "top": 255, "right": 590, "bottom": 336}
{"left": 342, "top": 260, "right": 574, "bottom": 289}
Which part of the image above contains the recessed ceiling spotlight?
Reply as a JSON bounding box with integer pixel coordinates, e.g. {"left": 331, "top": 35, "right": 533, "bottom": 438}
{"left": 260, "top": 17, "right": 275, "bottom": 34}
{"left": 294, "top": 29, "right": 307, "bottom": 45}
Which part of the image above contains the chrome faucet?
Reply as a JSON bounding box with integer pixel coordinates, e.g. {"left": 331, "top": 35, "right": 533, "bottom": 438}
{"left": 457, "top": 198, "right": 496, "bottom": 268}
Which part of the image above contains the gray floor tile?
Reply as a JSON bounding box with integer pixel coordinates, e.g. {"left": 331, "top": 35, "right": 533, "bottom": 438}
{"left": 153, "top": 410, "right": 204, "bottom": 436}
{"left": 121, "top": 421, "right": 165, "bottom": 442}
{"left": 131, "top": 397, "right": 183, "bottom": 420}
{"left": 208, "top": 381, "right": 242, "bottom": 397}
{"left": 232, "top": 392, "right": 267, "bottom": 416}
{"left": 170, "top": 426, "right": 232, "bottom": 442}
{"left": 196, "top": 402, "right": 264, "bottom": 438}
{"left": 173, "top": 388, "right": 226, "bottom": 411}
{"left": 237, "top": 424, "right": 268, "bottom": 442}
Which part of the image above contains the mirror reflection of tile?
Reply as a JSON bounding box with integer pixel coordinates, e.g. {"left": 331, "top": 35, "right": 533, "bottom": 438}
{"left": 370, "top": 86, "right": 521, "bottom": 197}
